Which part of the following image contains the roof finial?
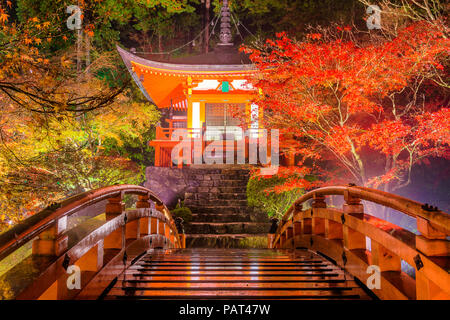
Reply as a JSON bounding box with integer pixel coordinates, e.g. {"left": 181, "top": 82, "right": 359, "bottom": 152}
{"left": 218, "top": 0, "right": 233, "bottom": 46}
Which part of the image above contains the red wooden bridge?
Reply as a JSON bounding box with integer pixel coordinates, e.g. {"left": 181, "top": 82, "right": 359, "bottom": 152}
{"left": 0, "top": 184, "right": 448, "bottom": 300}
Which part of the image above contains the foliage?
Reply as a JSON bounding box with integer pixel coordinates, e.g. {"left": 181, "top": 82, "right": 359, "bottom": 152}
{"left": 247, "top": 168, "right": 315, "bottom": 219}
{"left": 214, "top": 0, "right": 363, "bottom": 40}
{"left": 15, "top": 0, "right": 198, "bottom": 51}
{"left": 0, "top": 99, "right": 160, "bottom": 228}
{"left": 171, "top": 201, "right": 193, "bottom": 223}
{"left": 0, "top": 1, "right": 161, "bottom": 230}
{"left": 244, "top": 20, "right": 449, "bottom": 197}
{"left": 237, "top": 236, "right": 267, "bottom": 249}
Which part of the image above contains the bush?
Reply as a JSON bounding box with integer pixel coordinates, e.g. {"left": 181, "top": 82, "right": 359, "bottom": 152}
{"left": 247, "top": 175, "right": 306, "bottom": 220}
{"left": 171, "top": 201, "right": 193, "bottom": 223}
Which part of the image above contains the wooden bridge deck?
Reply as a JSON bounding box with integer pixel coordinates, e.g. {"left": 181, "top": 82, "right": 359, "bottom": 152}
{"left": 104, "top": 248, "right": 372, "bottom": 300}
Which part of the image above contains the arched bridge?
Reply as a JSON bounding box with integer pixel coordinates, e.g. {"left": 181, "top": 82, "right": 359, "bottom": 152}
{"left": 0, "top": 185, "right": 448, "bottom": 300}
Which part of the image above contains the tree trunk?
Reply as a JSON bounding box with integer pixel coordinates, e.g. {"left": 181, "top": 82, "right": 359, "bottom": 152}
{"left": 85, "top": 33, "right": 90, "bottom": 71}
{"left": 76, "top": 29, "right": 83, "bottom": 76}
{"left": 204, "top": 0, "right": 210, "bottom": 53}
{"left": 158, "top": 31, "right": 162, "bottom": 53}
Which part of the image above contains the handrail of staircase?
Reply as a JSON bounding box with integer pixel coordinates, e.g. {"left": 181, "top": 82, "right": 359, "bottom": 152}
{"left": 269, "top": 185, "right": 450, "bottom": 300}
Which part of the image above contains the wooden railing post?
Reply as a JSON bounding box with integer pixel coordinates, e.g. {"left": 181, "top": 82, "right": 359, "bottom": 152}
{"left": 32, "top": 216, "right": 69, "bottom": 256}
{"left": 416, "top": 216, "right": 449, "bottom": 256}
{"left": 325, "top": 219, "right": 343, "bottom": 240}
{"left": 279, "top": 221, "right": 286, "bottom": 248}
{"left": 125, "top": 218, "right": 140, "bottom": 240}
{"left": 267, "top": 234, "right": 274, "bottom": 249}
{"left": 286, "top": 225, "right": 294, "bottom": 248}
{"left": 158, "top": 219, "right": 165, "bottom": 236}
{"left": 76, "top": 240, "right": 104, "bottom": 272}
{"left": 165, "top": 221, "right": 171, "bottom": 240}
{"left": 342, "top": 192, "right": 366, "bottom": 250}
{"left": 170, "top": 228, "right": 175, "bottom": 246}
{"left": 371, "top": 240, "right": 401, "bottom": 271}
{"left": 312, "top": 194, "right": 326, "bottom": 235}
{"left": 137, "top": 194, "right": 151, "bottom": 236}
{"left": 302, "top": 210, "right": 312, "bottom": 234}
{"left": 180, "top": 234, "right": 186, "bottom": 248}
{"left": 104, "top": 196, "right": 124, "bottom": 250}
{"left": 150, "top": 218, "right": 158, "bottom": 235}
{"left": 415, "top": 216, "right": 449, "bottom": 299}
{"left": 293, "top": 222, "right": 302, "bottom": 250}
{"left": 268, "top": 218, "right": 279, "bottom": 249}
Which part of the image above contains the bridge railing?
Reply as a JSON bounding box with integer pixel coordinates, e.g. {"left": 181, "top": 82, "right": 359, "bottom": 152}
{"left": 0, "top": 185, "right": 184, "bottom": 300}
{"left": 268, "top": 185, "right": 450, "bottom": 300}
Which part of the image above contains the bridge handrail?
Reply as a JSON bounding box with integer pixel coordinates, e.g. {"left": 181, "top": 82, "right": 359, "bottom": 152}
{"left": 279, "top": 185, "right": 449, "bottom": 235}
{"left": 270, "top": 184, "right": 450, "bottom": 300}
{"left": 0, "top": 184, "right": 176, "bottom": 262}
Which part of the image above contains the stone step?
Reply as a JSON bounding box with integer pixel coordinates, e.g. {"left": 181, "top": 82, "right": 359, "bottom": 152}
{"left": 186, "top": 169, "right": 250, "bottom": 180}
{"left": 186, "top": 176, "right": 248, "bottom": 187}
{"left": 184, "top": 199, "right": 248, "bottom": 207}
{"left": 184, "top": 168, "right": 250, "bottom": 176}
{"left": 186, "top": 222, "right": 271, "bottom": 235}
{"left": 186, "top": 186, "right": 246, "bottom": 194}
{"left": 188, "top": 206, "right": 250, "bottom": 214}
{"left": 191, "top": 180, "right": 248, "bottom": 188}
{"left": 185, "top": 193, "right": 247, "bottom": 201}
{"left": 185, "top": 234, "right": 268, "bottom": 248}
{"left": 191, "top": 213, "right": 253, "bottom": 222}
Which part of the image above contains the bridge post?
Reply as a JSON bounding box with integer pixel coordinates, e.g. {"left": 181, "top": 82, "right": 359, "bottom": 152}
{"left": 104, "top": 196, "right": 125, "bottom": 250}
{"left": 279, "top": 221, "right": 287, "bottom": 248}
{"left": 150, "top": 215, "right": 158, "bottom": 235}
{"left": 415, "top": 216, "right": 449, "bottom": 256}
{"left": 170, "top": 228, "right": 175, "bottom": 246}
{"left": 312, "top": 194, "right": 326, "bottom": 235}
{"left": 32, "top": 216, "right": 68, "bottom": 256}
{"left": 371, "top": 240, "right": 401, "bottom": 271}
{"left": 157, "top": 218, "right": 165, "bottom": 236}
{"left": 165, "top": 221, "right": 171, "bottom": 240}
{"left": 325, "top": 219, "right": 343, "bottom": 240}
{"left": 416, "top": 269, "right": 449, "bottom": 300}
{"left": 286, "top": 225, "right": 294, "bottom": 248}
{"left": 137, "top": 194, "right": 151, "bottom": 236}
{"left": 267, "top": 234, "right": 275, "bottom": 248}
{"left": 180, "top": 234, "right": 186, "bottom": 248}
{"left": 414, "top": 216, "right": 450, "bottom": 299}
{"left": 302, "top": 211, "right": 312, "bottom": 234}
{"left": 342, "top": 193, "right": 366, "bottom": 250}
{"left": 125, "top": 218, "right": 140, "bottom": 240}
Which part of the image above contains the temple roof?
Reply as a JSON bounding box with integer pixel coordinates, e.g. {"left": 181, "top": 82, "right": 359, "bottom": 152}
{"left": 117, "top": 45, "right": 255, "bottom": 73}
{"left": 116, "top": 0, "right": 259, "bottom": 108}
{"left": 117, "top": 45, "right": 257, "bottom": 109}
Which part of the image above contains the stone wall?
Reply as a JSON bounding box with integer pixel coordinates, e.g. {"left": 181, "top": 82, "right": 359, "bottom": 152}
{"left": 144, "top": 165, "right": 252, "bottom": 208}
{"left": 144, "top": 167, "right": 190, "bottom": 208}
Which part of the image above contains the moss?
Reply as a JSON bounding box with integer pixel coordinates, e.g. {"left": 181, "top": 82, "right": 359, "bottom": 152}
{"left": 237, "top": 236, "right": 268, "bottom": 248}
{"left": 171, "top": 201, "right": 193, "bottom": 223}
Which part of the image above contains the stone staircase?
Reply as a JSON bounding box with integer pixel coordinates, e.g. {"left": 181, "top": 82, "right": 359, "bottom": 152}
{"left": 183, "top": 166, "right": 270, "bottom": 248}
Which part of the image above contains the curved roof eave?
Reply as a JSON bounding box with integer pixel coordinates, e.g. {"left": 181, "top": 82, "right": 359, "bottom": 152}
{"left": 117, "top": 45, "right": 154, "bottom": 103}
{"left": 117, "top": 45, "right": 256, "bottom": 73}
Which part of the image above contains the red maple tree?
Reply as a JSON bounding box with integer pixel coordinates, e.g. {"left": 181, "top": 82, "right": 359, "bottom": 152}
{"left": 244, "top": 22, "right": 449, "bottom": 194}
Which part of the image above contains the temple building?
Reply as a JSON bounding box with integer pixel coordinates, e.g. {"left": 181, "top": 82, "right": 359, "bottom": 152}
{"left": 118, "top": 1, "right": 262, "bottom": 167}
